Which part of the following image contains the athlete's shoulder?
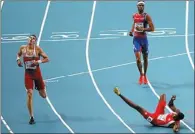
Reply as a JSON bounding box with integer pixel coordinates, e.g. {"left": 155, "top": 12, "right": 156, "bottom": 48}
{"left": 36, "top": 45, "right": 44, "bottom": 49}
{"left": 132, "top": 12, "right": 138, "bottom": 17}
{"left": 144, "top": 13, "right": 153, "bottom": 22}
{"left": 36, "top": 45, "right": 40, "bottom": 48}
{"left": 20, "top": 45, "right": 27, "bottom": 49}
{"left": 36, "top": 45, "right": 42, "bottom": 51}
{"left": 36, "top": 45, "right": 44, "bottom": 53}
{"left": 143, "top": 12, "right": 148, "bottom": 17}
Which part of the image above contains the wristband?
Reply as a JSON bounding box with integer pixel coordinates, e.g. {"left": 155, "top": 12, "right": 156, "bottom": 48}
{"left": 16, "top": 57, "right": 20, "bottom": 61}
{"left": 37, "top": 60, "right": 42, "bottom": 64}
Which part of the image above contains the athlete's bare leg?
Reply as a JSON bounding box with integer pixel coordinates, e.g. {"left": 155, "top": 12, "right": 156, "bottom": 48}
{"left": 114, "top": 87, "right": 145, "bottom": 114}
{"left": 27, "top": 89, "right": 33, "bottom": 117}
{"left": 135, "top": 52, "right": 143, "bottom": 76}
{"left": 153, "top": 94, "right": 166, "bottom": 115}
{"left": 142, "top": 48, "right": 148, "bottom": 84}
{"left": 143, "top": 53, "right": 148, "bottom": 76}
{"left": 135, "top": 51, "right": 144, "bottom": 84}
{"left": 27, "top": 89, "right": 35, "bottom": 124}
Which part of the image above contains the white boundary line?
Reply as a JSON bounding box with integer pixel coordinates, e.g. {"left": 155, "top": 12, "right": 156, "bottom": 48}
{"left": 185, "top": 1, "right": 194, "bottom": 70}
{"left": 147, "top": 1, "right": 194, "bottom": 133}
{"left": 36, "top": 1, "right": 74, "bottom": 133}
{"left": 1, "top": 0, "right": 4, "bottom": 9}
{"left": 1, "top": 1, "right": 14, "bottom": 134}
{"left": 37, "top": 1, "right": 50, "bottom": 44}
{"left": 44, "top": 51, "right": 194, "bottom": 82}
{"left": 1, "top": 116, "right": 13, "bottom": 134}
{"left": 85, "top": 1, "right": 135, "bottom": 133}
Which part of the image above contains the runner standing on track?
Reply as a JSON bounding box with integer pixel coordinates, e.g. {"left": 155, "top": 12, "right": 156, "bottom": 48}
{"left": 129, "top": 1, "right": 155, "bottom": 84}
{"left": 16, "top": 35, "right": 49, "bottom": 124}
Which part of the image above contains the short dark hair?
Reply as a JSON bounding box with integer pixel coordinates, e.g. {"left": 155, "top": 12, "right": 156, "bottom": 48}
{"left": 178, "top": 112, "right": 184, "bottom": 120}
{"left": 30, "top": 34, "right": 37, "bottom": 40}
{"left": 174, "top": 112, "right": 184, "bottom": 121}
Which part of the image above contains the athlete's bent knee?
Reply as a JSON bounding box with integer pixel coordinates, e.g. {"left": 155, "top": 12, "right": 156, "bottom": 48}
{"left": 39, "top": 89, "right": 46, "bottom": 98}
{"left": 160, "top": 94, "right": 166, "bottom": 101}
{"left": 27, "top": 89, "right": 33, "bottom": 96}
{"left": 27, "top": 90, "right": 33, "bottom": 101}
{"left": 136, "top": 58, "right": 141, "bottom": 63}
{"left": 143, "top": 54, "right": 148, "bottom": 61}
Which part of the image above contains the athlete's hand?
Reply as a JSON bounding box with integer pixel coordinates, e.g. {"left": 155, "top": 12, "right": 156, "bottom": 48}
{"left": 173, "top": 124, "right": 179, "bottom": 133}
{"left": 17, "top": 60, "right": 23, "bottom": 67}
{"left": 136, "top": 26, "right": 144, "bottom": 32}
{"left": 171, "top": 95, "right": 176, "bottom": 100}
{"left": 129, "top": 32, "right": 133, "bottom": 36}
{"left": 31, "top": 60, "right": 39, "bottom": 67}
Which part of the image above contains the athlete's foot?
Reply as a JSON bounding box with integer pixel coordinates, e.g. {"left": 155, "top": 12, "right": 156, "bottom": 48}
{"left": 143, "top": 75, "right": 148, "bottom": 84}
{"left": 29, "top": 116, "right": 35, "bottom": 125}
{"left": 139, "top": 75, "right": 144, "bottom": 85}
{"left": 114, "top": 87, "right": 121, "bottom": 95}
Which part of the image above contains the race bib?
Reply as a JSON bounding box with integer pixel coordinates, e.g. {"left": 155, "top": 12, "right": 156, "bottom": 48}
{"left": 157, "top": 114, "right": 168, "bottom": 121}
{"left": 134, "top": 23, "right": 144, "bottom": 32}
{"left": 146, "top": 116, "right": 153, "bottom": 123}
{"left": 25, "top": 61, "right": 36, "bottom": 70}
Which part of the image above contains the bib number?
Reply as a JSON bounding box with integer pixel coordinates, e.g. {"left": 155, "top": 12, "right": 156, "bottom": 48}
{"left": 25, "top": 61, "right": 36, "bottom": 70}
{"left": 134, "top": 23, "right": 144, "bottom": 32}
{"left": 146, "top": 116, "right": 153, "bottom": 122}
{"left": 157, "top": 114, "right": 167, "bottom": 121}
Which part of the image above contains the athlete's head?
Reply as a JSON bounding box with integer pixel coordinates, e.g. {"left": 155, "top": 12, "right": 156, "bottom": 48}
{"left": 28, "top": 34, "right": 37, "bottom": 45}
{"left": 173, "top": 112, "right": 185, "bottom": 121}
{"left": 137, "top": 1, "right": 145, "bottom": 13}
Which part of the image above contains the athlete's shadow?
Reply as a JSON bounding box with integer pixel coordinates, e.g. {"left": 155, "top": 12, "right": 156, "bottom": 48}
{"left": 145, "top": 124, "right": 187, "bottom": 130}
{"left": 140, "top": 82, "right": 193, "bottom": 90}
{"left": 17, "top": 113, "right": 60, "bottom": 124}
{"left": 128, "top": 122, "right": 187, "bottom": 130}
{"left": 18, "top": 119, "right": 59, "bottom": 124}
{"left": 60, "top": 114, "right": 106, "bottom": 122}
{"left": 35, "top": 119, "right": 60, "bottom": 124}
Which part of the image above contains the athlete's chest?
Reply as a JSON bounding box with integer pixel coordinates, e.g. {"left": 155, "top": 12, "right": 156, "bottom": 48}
{"left": 133, "top": 14, "right": 145, "bottom": 22}
{"left": 22, "top": 47, "right": 39, "bottom": 57}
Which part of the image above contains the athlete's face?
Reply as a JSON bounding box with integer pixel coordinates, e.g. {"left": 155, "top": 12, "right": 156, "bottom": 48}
{"left": 173, "top": 114, "right": 179, "bottom": 121}
{"left": 28, "top": 36, "right": 37, "bottom": 45}
{"left": 137, "top": 4, "right": 144, "bottom": 12}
